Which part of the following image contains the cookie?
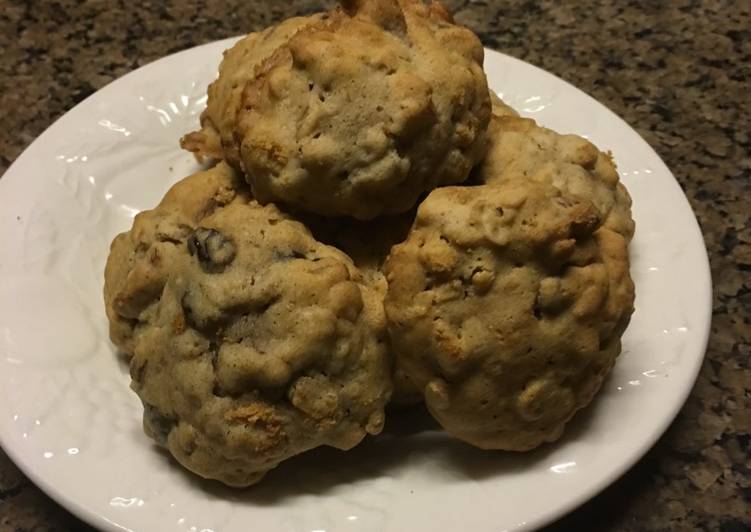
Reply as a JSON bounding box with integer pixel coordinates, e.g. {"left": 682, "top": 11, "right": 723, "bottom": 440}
{"left": 180, "top": 14, "right": 324, "bottom": 166}
{"left": 183, "top": 0, "right": 490, "bottom": 219}
{"left": 477, "top": 114, "right": 634, "bottom": 240}
{"left": 384, "top": 181, "right": 634, "bottom": 450}
{"left": 104, "top": 163, "right": 391, "bottom": 486}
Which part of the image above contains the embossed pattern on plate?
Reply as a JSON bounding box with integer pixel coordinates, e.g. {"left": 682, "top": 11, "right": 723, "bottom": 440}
{"left": 0, "top": 40, "right": 711, "bottom": 532}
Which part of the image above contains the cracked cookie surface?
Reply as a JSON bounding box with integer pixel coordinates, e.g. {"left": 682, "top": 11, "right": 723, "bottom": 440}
{"left": 384, "top": 181, "right": 634, "bottom": 450}
{"left": 182, "top": 0, "right": 490, "bottom": 219}
{"left": 104, "top": 163, "right": 391, "bottom": 486}
{"left": 476, "top": 114, "right": 634, "bottom": 240}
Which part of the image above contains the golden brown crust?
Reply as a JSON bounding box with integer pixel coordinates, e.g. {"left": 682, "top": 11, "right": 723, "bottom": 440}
{"left": 384, "top": 181, "right": 634, "bottom": 450}
{"left": 184, "top": 0, "right": 490, "bottom": 219}
{"left": 103, "top": 163, "right": 391, "bottom": 487}
{"left": 179, "top": 15, "right": 324, "bottom": 169}
{"left": 103, "top": 163, "right": 248, "bottom": 353}
{"left": 477, "top": 114, "right": 635, "bottom": 241}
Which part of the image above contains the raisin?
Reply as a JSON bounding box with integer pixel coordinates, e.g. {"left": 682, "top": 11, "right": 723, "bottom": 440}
{"left": 187, "top": 227, "right": 236, "bottom": 272}
{"left": 143, "top": 403, "right": 176, "bottom": 445}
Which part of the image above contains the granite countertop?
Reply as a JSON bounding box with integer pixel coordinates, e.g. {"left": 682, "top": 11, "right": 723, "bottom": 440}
{"left": 0, "top": 1, "right": 748, "bottom": 530}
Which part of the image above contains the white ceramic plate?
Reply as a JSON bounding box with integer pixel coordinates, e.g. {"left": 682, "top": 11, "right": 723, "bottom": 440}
{"left": 0, "top": 39, "right": 711, "bottom": 532}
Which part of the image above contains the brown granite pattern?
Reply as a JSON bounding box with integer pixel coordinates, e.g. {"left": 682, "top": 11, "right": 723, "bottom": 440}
{"left": 0, "top": 1, "right": 748, "bottom": 531}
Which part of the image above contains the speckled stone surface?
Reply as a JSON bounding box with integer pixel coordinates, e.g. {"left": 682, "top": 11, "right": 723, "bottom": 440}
{"left": 0, "top": 1, "right": 748, "bottom": 531}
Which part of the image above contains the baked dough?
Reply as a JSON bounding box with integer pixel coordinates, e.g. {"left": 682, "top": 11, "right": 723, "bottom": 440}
{"left": 384, "top": 181, "right": 634, "bottom": 450}
{"left": 182, "top": 0, "right": 490, "bottom": 219}
{"left": 477, "top": 114, "right": 634, "bottom": 240}
{"left": 104, "top": 163, "right": 391, "bottom": 486}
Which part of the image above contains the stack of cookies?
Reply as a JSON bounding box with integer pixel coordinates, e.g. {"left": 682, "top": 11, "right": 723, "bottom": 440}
{"left": 104, "top": 0, "right": 635, "bottom": 487}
